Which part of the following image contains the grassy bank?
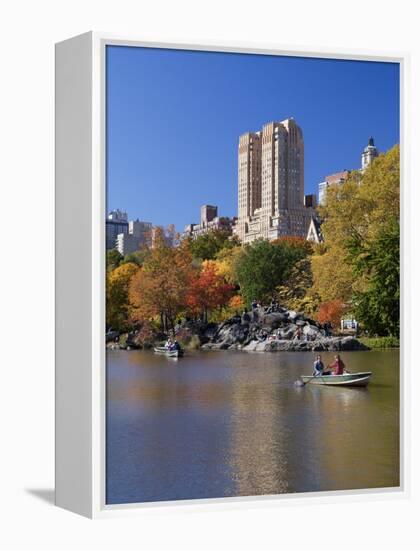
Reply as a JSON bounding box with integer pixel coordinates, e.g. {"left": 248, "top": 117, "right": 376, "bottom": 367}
{"left": 358, "top": 336, "right": 399, "bottom": 349}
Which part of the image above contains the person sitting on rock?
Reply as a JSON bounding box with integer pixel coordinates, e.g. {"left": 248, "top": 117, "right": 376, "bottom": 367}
{"left": 294, "top": 327, "right": 303, "bottom": 340}
{"left": 313, "top": 355, "right": 324, "bottom": 376}
{"left": 258, "top": 330, "right": 267, "bottom": 341}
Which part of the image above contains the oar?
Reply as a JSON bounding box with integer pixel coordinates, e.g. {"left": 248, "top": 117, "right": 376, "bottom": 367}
{"left": 295, "top": 374, "right": 316, "bottom": 387}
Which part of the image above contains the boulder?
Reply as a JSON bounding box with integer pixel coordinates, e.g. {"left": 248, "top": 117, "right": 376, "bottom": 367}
{"left": 243, "top": 340, "right": 258, "bottom": 351}
{"left": 279, "top": 324, "right": 297, "bottom": 340}
{"left": 303, "top": 325, "right": 321, "bottom": 339}
{"left": 241, "top": 311, "right": 251, "bottom": 323}
{"left": 261, "top": 312, "right": 288, "bottom": 329}
{"left": 198, "top": 304, "right": 370, "bottom": 352}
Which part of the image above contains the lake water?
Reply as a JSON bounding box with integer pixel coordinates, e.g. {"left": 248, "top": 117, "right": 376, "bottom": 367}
{"left": 106, "top": 349, "right": 399, "bottom": 504}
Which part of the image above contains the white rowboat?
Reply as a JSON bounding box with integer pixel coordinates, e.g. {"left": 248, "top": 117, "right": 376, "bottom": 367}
{"left": 300, "top": 372, "right": 372, "bottom": 387}
{"left": 154, "top": 346, "right": 183, "bottom": 358}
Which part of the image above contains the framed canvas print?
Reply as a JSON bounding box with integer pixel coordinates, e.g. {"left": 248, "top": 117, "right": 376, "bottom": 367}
{"left": 55, "top": 32, "right": 407, "bottom": 518}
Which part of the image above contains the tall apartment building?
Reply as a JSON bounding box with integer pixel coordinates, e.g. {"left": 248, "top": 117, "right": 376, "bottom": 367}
{"left": 235, "top": 118, "right": 313, "bottom": 243}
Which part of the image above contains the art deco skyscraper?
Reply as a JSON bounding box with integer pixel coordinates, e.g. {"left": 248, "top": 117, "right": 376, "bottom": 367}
{"left": 238, "top": 132, "right": 262, "bottom": 221}
{"left": 235, "top": 118, "right": 312, "bottom": 242}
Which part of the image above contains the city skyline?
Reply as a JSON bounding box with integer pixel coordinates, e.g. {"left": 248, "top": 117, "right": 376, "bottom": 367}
{"left": 106, "top": 46, "right": 399, "bottom": 232}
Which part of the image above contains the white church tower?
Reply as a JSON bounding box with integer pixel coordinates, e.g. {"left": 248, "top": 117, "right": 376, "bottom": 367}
{"left": 361, "top": 136, "right": 379, "bottom": 171}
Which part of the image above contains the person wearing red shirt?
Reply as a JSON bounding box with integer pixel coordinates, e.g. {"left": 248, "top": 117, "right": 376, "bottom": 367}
{"left": 329, "top": 354, "right": 345, "bottom": 375}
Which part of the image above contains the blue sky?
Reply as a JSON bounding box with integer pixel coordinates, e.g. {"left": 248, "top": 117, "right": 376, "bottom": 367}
{"left": 106, "top": 46, "right": 399, "bottom": 231}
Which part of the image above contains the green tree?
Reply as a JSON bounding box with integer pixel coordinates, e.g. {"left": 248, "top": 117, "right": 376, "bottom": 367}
{"left": 352, "top": 218, "right": 399, "bottom": 336}
{"left": 121, "top": 248, "right": 151, "bottom": 267}
{"left": 188, "top": 229, "right": 240, "bottom": 261}
{"left": 106, "top": 249, "right": 123, "bottom": 271}
{"left": 235, "top": 239, "right": 308, "bottom": 305}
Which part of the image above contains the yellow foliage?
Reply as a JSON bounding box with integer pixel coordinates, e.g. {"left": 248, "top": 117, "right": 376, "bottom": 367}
{"left": 312, "top": 145, "right": 399, "bottom": 308}
{"left": 214, "top": 246, "right": 243, "bottom": 284}
{"left": 106, "top": 262, "right": 140, "bottom": 330}
{"left": 108, "top": 262, "right": 139, "bottom": 285}
{"left": 310, "top": 245, "right": 354, "bottom": 304}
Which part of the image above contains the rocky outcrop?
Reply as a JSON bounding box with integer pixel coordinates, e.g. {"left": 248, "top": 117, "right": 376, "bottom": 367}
{"left": 200, "top": 306, "right": 369, "bottom": 352}
{"left": 107, "top": 306, "right": 369, "bottom": 352}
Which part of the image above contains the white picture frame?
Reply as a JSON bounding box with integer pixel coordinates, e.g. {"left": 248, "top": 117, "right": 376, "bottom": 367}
{"left": 55, "top": 31, "right": 409, "bottom": 519}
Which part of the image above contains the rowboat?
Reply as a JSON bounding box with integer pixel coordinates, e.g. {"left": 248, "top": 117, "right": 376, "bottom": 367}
{"left": 154, "top": 346, "right": 183, "bottom": 358}
{"left": 300, "top": 372, "right": 372, "bottom": 387}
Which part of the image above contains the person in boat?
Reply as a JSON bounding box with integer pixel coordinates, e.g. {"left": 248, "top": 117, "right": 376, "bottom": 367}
{"left": 312, "top": 355, "right": 325, "bottom": 376}
{"left": 326, "top": 354, "right": 346, "bottom": 375}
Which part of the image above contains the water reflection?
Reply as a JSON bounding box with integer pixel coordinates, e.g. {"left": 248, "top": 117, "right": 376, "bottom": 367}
{"left": 106, "top": 349, "right": 399, "bottom": 504}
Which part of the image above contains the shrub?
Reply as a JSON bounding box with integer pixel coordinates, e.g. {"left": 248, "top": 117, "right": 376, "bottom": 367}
{"left": 358, "top": 336, "right": 399, "bottom": 349}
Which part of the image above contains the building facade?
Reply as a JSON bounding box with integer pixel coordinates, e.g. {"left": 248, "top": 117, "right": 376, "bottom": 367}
{"left": 106, "top": 210, "right": 128, "bottom": 250}
{"left": 318, "top": 137, "right": 380, "bottom": 205}
{"left": 304, "top": 194, "right": 317, "bottom": 208}
{"left": 234, "top": 118, "right": 314, "bottom": 243}
{"left": 116, "top": 219, "right": 152, "bottom": 255}
{"left": 318, "top": 170, "right": 350, "bottom": 205}
{"left": 182, "top": 205, "right": 236, "bottom": 240}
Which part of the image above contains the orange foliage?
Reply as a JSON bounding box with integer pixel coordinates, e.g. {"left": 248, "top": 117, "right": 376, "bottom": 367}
{"left": 316, "top": 299, "right": 345, "bottom": 328}
{"left": 228, "top": 295, "right": 244, "bottom": 311}
{"left": 186, "top": 261, "right": 235, "bottom": 321}
{"left": 129, "top": 238, "right": 194, "bottom": 329}
{"left": 273, "top": 235, "right": 313, "bottom": 254}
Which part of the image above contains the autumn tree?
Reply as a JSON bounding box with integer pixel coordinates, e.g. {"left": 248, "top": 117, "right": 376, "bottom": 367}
{"left": 129, "top": 229, "right": 194, "bottom": 333}
{"left": 276, "top": 257, "right": 318, "bottom": 316}
{"left": 186, "top": 261, "right": 235, "bottom": 322}
{"left": 106, "top": 262, "right": 139, "bottom": 331}
{"left": 315, "top": 145, "right": 400, "bottom": 335}
{"left": 316, "top": 299, "right": 345, "bottom": 329}
{"left": 273, "top": 236, "right": 313, "bottom": 257}
{"left": 227, "top": 295, "right": 245, "bottom": 315}
{"left": 213, "top": 245, "right": 244, "bottom": 285}
{"left": 310, "top": 243, "right": 356, "bottom": 305}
